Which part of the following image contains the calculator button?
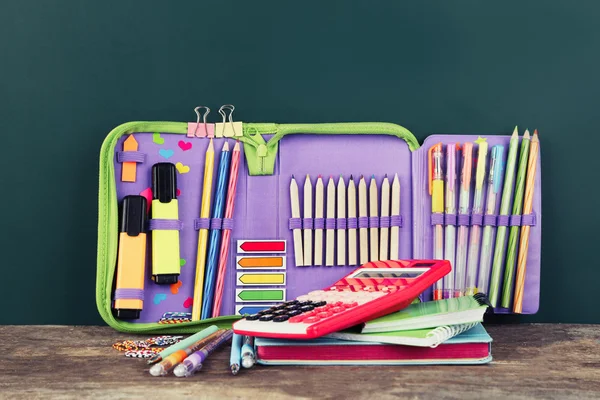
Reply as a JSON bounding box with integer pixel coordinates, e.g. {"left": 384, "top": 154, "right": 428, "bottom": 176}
{"left": 283, "top": 300, "right": 299, "bottom": 306}
{"left": 298, "top": 301, "right": 314, "bottom": 307}
{"left": 289, "top": 314, "right": 308, "bottom": 323}
{"left": 344, "top": 302, "right": 358, "bottom": 308}
{"left": 273, "top": 310, "right": 287, "bottom": 316}
{"left": 245, "top": 314, "right": 260, "bottom": 321}
{"left": 259, "top": 314, "right": 275, "bottom": 321}
{"left": 273, "top": 315, "right": 290, "bottom": 322}
{"left": 299, "top": 305, "right": 315, "bottom": 312}
{"left": 288, "top": 309, "right": 303, "bottom": 317}
{"left": 317, "top": 311, "right": 333, "bottom": 318}
{"left": 312, "top": 301, "right": 327, "bottom": 307}
{"left": 304, "top": 316, "right": 321, "bottom": 323}
{"left": 330, "top": 306, "right": 345, "bottom": 314}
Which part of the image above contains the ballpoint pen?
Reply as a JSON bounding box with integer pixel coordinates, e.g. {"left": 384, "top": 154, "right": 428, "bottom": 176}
{"left": 465, "top": 137, "right": 489, "bottom": 295}
{"left": 477, "top": 145, "right": 504, "bottom": 295}
{"left": 241, "top": 336, "right": 256, "bottom": 368}
{"left": 429, "top": 143, "right": 444, "bottom": 300}
{"left": 454, "top": 143, "right": 473, "bottom": 297}
{"left": 443, "top": 144, "right": 457, "bottom": 298}
{"left": 229, "top": 332, "right": 242, "bottom": 375}
{"left": 173, "top": 329, "right": 233, "bottom": 377}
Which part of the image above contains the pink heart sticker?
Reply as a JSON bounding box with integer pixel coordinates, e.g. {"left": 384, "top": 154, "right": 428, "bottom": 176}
{"left": 183, "top": 297, "right": 193, "bottom": 308}
{"left": 178, "top": 140, "right": 192, "bottom": 151}
{"left": 177, "top": 188, "right": 181, "bottom": 196}
{"left": 139, "top": 188, "right": 152, "bottom": 212}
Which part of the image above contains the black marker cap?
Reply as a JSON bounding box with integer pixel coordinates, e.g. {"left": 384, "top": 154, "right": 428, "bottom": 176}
{"left": 115, "top": 308, "right": 141, "bottom": 319}
{"left": 120, "top": 195, "right": 147, "bottom": 236}
{"left": 152, "top": 163, "right": 177, "bottom": 203}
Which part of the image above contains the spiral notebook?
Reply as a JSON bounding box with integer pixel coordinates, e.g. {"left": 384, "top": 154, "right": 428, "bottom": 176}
{"left": 327, "top": 321, "right": 479, "bottom": 347}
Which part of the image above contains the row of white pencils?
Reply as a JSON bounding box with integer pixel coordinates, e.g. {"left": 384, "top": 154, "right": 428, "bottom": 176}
{"left": 290, "top": 174, "right": 401, "bottom": 267}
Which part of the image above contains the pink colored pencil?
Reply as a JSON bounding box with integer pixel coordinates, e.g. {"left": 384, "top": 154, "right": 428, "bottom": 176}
{"left": 212, "top": 141, "right": 241, "bottom": 316}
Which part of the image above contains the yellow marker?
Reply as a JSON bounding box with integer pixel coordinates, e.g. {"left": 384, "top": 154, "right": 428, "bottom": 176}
{"left": 192, "top": 140, "right": 215, "bottom": 321}
{"left": 236, "top": 273, "right": 286, "bottom": 286}
{"left": 237, "top": 256, "right": 284, "bottom": 269}
{"left": 151, "top": 163, "right": 180, "bottom": 284}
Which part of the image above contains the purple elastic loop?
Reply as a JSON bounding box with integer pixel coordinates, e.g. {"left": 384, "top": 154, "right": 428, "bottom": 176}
{"left": 346, "top": 217, "right": 358, "bottom": 229}
{"left": 379, "top": 216, "right": 391, "bottom": 228}
{"left": 368, "top": 216, "right": 379, "bottom": 228}
{"left": 445, "top": 213, "right": 457, "bottom": 226}
{"left": 289, "top": 218, "right": 302, "bottom": 230}
{"left": 390, "top": 215, "right": 403, "bottom": 227}
{"left": 522, "top": 213, "right": 537, "bottom": 226}
{"left": 457, "top": 214, "right": 470, "bottom": 226}
{"left": 148, "top": 219, "right": 183, "bottom": 231}
{"left": 497, "top": 215, "right": 510, "bottom": 226}
{"left": 483, "top": 215, "right": 497, "bottom": 226}
{"left": 336, "top": 218, "right": 347, "bottom": 229}
{"left": 210, "top": 218, "right": 222, "bottom": 230}
{"left": 358, "top": 216, "right": 369, "bottom": 229}
{"left": 194, "top": 218, "right": 211, "bottom": 230}
{"left": 431, "top": 213, "right": 444, "bottom": 225}
{"left": 313, "top": 218, "right": 325, "bottom": 229}
{"left": 509, "top": 215, "right": 522, "bottom": 226}
{"left": 471, "top": 213, "right": 483, "bottom": 226}
{"left": 222, "top": 218, "right": 234, "bottom": 230}
{"left": 114, "top": 288, "right": 144, "bottom": 301}
{"left": 302, "top": 218, "right": 314, "bottom": 229}
{"left": 116, "top": 151, "right": 146, "bottom": 163}
{"left": 325, "top": 218, "right": 336, "bottom": 229}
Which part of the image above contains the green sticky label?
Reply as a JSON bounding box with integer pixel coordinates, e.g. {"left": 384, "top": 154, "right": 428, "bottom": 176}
{"left": 236, "top": 289, "right": 286, "bottom": 302}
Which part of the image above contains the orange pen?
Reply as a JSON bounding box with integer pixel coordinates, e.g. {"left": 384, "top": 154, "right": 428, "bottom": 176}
{"left": 113, "top": 195, "right": 148, "bottom": 319}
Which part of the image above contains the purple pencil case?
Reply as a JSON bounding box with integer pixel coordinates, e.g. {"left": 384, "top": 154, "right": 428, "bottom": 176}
{"left": 96, "top": 119, "right": 541, "bottom": 333}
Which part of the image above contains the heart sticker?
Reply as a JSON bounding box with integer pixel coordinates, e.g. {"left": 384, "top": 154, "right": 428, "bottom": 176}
{"left": 178, "top": 140, "right": 192, "bottom": 151}
{"left": 180, "top": 258, "right": 186, "bottom": 266}
{"left": 153, "top": 132, "right": 165, "bottom": 145}
{"left": 153, "top": 293, "right": 167, "bottom": 305}
{"left": 139, "top": 187, "right": 152, "bottom": 212}
{"left": 177, "top": 188, "right": 181, "bottom": 196}
{"left": 159, "top": 149, "right": 174, "bottom": 159}
{"left": 176, "top": 162, "right": 190, "bottom": 174}
{"left": 170, "top": 281, "right": 183, "bottom": 294}
{"left": 183, "top": 297, "right": 193, "bottom": 308}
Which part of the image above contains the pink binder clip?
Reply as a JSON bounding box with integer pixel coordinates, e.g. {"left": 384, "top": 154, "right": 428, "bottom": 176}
{"left": 187, "top": 106, "right": 215, "bottom": 138}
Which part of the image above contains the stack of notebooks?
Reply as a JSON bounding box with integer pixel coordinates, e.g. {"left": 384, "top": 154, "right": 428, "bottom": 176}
{"left": 254, "top": 293, "right": 493, "bottom": 366}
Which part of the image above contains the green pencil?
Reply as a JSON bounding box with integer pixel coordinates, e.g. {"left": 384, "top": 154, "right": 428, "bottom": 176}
{"left": 488, "top": 126, "right": 520, "bottom": 307}
{"left": 500, "top": 130, "right": 531, "bottom": 307}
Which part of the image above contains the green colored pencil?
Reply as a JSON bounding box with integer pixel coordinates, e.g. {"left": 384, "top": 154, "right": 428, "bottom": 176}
{"left": 488, "top": 126, "right": 520, "bottom": 307}
{"left": 501, "top": 130, "right": 531, "bottom": 307}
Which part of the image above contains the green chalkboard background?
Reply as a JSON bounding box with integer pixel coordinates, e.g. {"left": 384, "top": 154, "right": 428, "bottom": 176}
{"left": 1, "top": 1, "right": 598, "bottom": 325}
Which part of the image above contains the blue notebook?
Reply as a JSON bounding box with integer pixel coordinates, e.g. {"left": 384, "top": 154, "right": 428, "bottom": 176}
{"left": 254, "top": 322, "right": 492, "bottom": 366}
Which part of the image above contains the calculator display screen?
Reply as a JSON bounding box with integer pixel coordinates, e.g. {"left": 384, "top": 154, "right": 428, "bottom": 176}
{"left": 350, "top": 268, "right": 427, "bottom": 279}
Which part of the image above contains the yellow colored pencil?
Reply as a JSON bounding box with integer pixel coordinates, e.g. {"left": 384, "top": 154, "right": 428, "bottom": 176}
{"left": 513, "top": 130, "right": 539, "bottom": 313}
{"left": 192, "top": 139, "right": 215, "bottom": 321}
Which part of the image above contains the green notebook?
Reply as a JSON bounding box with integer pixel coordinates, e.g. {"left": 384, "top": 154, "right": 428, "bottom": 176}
{"left": 362, "top": 293, "right": 491, "bottom": 334}
{"left": 327, "top": 321, "right": 480, "bottom": 348}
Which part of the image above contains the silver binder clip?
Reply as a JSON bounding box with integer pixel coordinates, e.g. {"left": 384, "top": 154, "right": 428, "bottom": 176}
{"left": 187, "top": 106, "right": 214, "bottom": 138}
{"left": 215, "top": 104, "right": 242, "bottom": 138}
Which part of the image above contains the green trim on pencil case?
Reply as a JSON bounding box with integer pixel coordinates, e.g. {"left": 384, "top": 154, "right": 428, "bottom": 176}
{"left": 501, "top": 136, "right": 531, "bottom": 308}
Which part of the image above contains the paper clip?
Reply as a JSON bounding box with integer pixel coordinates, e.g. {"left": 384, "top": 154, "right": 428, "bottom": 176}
{"left": 187, "top": 106, "right": 215, "bottom": 138}
{"left": 215, "top": 104, "right": 242, "bottom": 138}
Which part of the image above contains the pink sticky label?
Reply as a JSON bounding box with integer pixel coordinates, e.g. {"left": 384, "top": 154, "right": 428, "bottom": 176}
{"left": 187, "top": 123, "right": 215, "bottom": 138}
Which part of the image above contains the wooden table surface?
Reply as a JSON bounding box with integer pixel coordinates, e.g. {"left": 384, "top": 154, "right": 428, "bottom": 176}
{"left": 1, "top": 324, "right": 599, "bottom": 399}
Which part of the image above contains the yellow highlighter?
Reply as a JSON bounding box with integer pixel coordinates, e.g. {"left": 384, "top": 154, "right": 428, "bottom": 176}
{"left": 428, "top": 143, "right": 445, "bottom": 300}
{"left": 151, "top": 162, "right": 181, "bottom": 284}
{"left": 113, "top": 195, "right": 148, "bottom": 319}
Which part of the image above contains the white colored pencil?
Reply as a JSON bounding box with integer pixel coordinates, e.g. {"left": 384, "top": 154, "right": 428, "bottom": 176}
{"left": 379, "top": 175, "right": 390, "bottom": 260}
{"left": 347, "top": 176, "right": 357, "bottom": 265}
{"left": 337, "top": 175, "right": 346, "bottom": 266}
{"left": 314, "top": 175, "right": 324, "bottom": 266}
{"left": 389, "top": 173, "right": 401, "bottom": 260}
{"left": 303, "top": 175, "right": 313, "bottom": 266}
{"left": 290, "top": 175, "right": 304, "bottom": 267}
{"left": 325, "top": 176, "right": 336, "bottom": 266}
{"left": 358, "top": 176, "right": 369, "bottom": 264}
{"left": 369, "top": 175, "right": 379, "bottom": 261}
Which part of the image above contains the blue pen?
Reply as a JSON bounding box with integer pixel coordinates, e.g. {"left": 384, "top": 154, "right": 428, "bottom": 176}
{"left": 241, "top": 336, "right": 255, "bottom": 369}
{"left": 230, "top": 333, "right": 243, "bottom": 375}
{"left": 477, "top": 145, "right": 504, "bottom": 294}
{"left": 201, "top": 141, "right": 231, "bottom": 319}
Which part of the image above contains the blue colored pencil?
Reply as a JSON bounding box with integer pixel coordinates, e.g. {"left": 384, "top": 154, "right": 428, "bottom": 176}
{"left": 230, "top": 333, "right": 243, "bottom": 375}
{"left": 201, "top": 141, "right": 231, "bottom": 319}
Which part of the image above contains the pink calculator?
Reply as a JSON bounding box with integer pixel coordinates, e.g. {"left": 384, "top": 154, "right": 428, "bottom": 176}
{"left": 232, "top": 259, "right": 451, "bottom": 340}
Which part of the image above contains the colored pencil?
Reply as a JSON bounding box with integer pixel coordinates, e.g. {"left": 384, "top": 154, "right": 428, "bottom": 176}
{"left": 379, "top": 175, "right": 390, "bottom": 260}
{"left": 443, "top": 144, "right": 457, "bottom": 298}
{"left": 501, "top": 130, "right": 531, "bottom": 307}
{"left": 389, "top": 173, "right": 401, "bottom": 260}
{"left": 455, "top": 143, "right": 473, "bottom": 297}
{"left": 358, "top": 176, "right": 369, "bottom": 264}
{"left": 314, "top": 175, "right": 324, "bottom": 266}
{"left": 290, "top": 175, "right": 304, "bottom": 267}
{"left": 325, "top": 176, "right": 336, "bottom": 266}
{"left": 303, "top": 175, "right": 313, "bottom": 266}
{"left": 347, "top": 176, "right": 357, "bottom": 265}
{"left": 191, "top": 139, "right": 215, "bottom": 321}
{"left": 465, "top": 137, "right": 488, "bottom": 295}
{"left": 200, "top": 141, "right": 231, "bottom": 320}
{"left": 212, "top": 141, "right": 241, "bottom": 317}
{"left": 489, "top": 127, "right": 520, "bottom": 306}
{"left": 513, "top": 130, "right": 539, "bottom": 313}
{"left": 337, "top": 175, "right": 346, "bottom": 266}
{"left": 369, "top": 176, "right": 379, "bottom": 261}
